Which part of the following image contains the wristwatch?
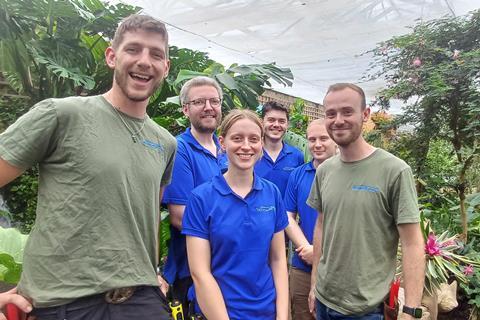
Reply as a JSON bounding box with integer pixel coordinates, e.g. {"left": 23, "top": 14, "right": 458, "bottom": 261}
{"left": 402, "top": 305, "right": 423, "bottom": 318}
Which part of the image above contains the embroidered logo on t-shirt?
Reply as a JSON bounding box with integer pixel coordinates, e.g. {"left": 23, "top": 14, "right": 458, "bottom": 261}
{"left": 256, "top": 206, "right": 275, "bottom": 213}
{"left": 142, "top": 140, "right": 164, "bottom": 152}
{"left": 352, "top": 185, "right": 380, "bottom": 193}
{"left": 282, "top": 167, "right": 295, "bottom": 171}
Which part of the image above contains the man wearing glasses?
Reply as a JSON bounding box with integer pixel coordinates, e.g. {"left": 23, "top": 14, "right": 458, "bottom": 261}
{"left": 162, "top": 76, "right": 227, "bottom": 312}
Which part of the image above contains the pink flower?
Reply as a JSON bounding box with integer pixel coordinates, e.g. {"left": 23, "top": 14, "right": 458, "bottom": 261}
{"left": 425, "top": 233, "right": 441, "bottom": 256}
{"left": 412, "top": 58, "right": 422, "bottom": 67}
{"left": 440, "top": 239, "right": 456, "bottom": 247}
{"left": 464, "top": 264, "right": 474, "bottom": 276}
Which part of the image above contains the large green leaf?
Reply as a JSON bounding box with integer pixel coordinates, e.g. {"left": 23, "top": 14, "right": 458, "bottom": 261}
{"left": 284, "top": 131, "right": 310, "bottom": 161}
{"left": 0, "top": 253, "right": 22, "bottom": 283}
{"left": 0, "top": 227, "right": 28, "bottom": 284}
{"left": 173, "top": 69, "right": 208, "bottom": 88}
{"left": 0, "top": 227, "right": 28, "bottom": 263}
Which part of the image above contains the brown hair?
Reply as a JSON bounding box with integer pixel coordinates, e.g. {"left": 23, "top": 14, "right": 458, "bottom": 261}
{"left": 261, "top": 101, "right": 290, "bottom": 120}
{"left": 112, "top": 14, "right": 169, "bottom": 56}
{"left": 219, "top": 109, "right": 264, "bottom": 138}
{"left": 325, "top": 83, "right": 366, "bottom": 109}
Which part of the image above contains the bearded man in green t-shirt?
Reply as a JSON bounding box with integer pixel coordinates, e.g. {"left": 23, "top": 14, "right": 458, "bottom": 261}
{"left": 307, "top": 83, "right": 425, "bottom": 320}
{"left": 0, "top": 14, "right": 176, "bottom": 320}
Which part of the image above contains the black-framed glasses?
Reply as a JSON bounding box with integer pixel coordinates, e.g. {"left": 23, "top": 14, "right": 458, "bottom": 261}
{"left": 186, "top": 97, "right": 222, "bottom": 108}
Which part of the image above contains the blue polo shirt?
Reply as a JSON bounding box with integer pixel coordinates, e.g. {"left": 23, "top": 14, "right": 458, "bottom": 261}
{"left": 182, "top": 174, "right": 289, "bottom": 320}
{"left": 284, "top": 161, "right": 318, "bottom": 273}
{"left": 162, "top": 128, "right": 226, "bottom": 283}
{"left": 255, "top": 142, "right": 304, "bottom": 196}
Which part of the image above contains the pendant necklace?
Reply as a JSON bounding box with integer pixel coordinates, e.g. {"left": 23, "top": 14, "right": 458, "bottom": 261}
{"left": 111, "top": 105, "right": 146, "bottom": 143}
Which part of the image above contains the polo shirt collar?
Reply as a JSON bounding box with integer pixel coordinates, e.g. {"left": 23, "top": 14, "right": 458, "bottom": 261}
{"left": 306, "top": 161, "right": 316, "bottom": 171}
{"left": 183, "top": 127, "right": 221, "bottom": 154}
{"left": 213, "top": 173, "right": 263, "bottom": 196}
{"left": 263, "top": 142, "right": 292, "bottom": 161}
{"left": 281, "top": 142, "right": 295, "bottom": 155}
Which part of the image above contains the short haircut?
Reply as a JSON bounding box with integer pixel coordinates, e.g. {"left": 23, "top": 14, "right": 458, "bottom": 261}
{"left": 261, "top": 101, "right": 290, "bottom": 120}
{"left": 306, "top": 118, "right": 326, "bottom": 137}
{"left": 179, "top": 76, "right": 223, "bottom": 105}
{"left": 112, "top": 14, "right": 169, "bottom": 56}
{"left": 219, "top": 109, "right": 263, "bottom": 138}
{"left": 325, "top": 83, "right": 366, "bottom": 109}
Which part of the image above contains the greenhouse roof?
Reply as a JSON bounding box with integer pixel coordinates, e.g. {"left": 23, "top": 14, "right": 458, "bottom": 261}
{"left": 124, "top": 0, "right": 479, "bottom": 112}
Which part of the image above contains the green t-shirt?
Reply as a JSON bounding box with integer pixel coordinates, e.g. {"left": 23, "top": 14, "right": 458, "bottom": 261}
{"left": 0, "top": 95, "right": 177, "bottom": 307}
{"left": 307, "top": 149, "right": 419, "bottom": 315}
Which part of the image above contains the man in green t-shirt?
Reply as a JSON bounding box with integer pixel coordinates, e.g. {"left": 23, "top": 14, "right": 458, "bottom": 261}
{"left": 307, "top": 83, "right": 425, "bottom": 320}
{"left": 0, "top": 14, "right": 176, "bottom": 320}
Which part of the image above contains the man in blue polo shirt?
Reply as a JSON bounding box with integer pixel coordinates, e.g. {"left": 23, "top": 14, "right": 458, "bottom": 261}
{"left": 162, "top": 76, "right": 226, "bottom": 310}
{"left": 255, "top": 101, "right": 304, "bottom": 196}
{"left": 284, "top": 119, "right": 336, "bottom": 320}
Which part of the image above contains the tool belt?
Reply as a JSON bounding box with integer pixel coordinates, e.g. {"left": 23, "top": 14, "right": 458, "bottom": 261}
{"left": 104, "top": 287, "right": 136, "bottom": 304}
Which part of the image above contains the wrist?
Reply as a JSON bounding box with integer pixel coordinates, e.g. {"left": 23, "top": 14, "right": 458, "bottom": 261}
{"left": 402, "top": 305, "right": 422, "bottom": 318}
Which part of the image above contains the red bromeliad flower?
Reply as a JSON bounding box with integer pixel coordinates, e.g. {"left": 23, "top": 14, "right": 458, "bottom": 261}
{"left": 425, "top": 233, "right": 441, "bottom": 256}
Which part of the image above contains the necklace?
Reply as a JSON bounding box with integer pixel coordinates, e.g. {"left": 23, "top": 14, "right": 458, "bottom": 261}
{"left": 111, "top": 105, "right": 146, "bottom": 143}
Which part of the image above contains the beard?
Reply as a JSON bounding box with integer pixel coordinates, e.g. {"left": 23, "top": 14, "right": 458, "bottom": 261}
{"left": 328, "top": 126, "right": 362, "bottom": 147}
{"left": 190, "top": 114, "right": 222, "bottom": 134}
{"left": 114, "top": 70, "right": 163, "bottom": 102}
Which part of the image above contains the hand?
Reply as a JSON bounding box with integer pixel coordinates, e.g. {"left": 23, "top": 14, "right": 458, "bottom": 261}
{"left": 308, "top": 287, "right": 317, "bottom": 319}
{"left": 157, "top": 275, "right": 169, "bottom": 297}
{"left": 296, "top": 244, "right": 314, "bottom": 265}
{"left": 399, "top": 313, "right": 414, "bottom": 320}
{"left": 0, "top": 287, "right": 32, "bottom": 320}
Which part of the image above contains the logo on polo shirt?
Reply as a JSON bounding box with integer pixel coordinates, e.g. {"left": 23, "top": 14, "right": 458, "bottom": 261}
{"left": 282, "top": 167, "right": 295, "bottom": 171}
{"left": 142, "top": 140, "right": 164, "bottom": 152}
{"left": 352, "top": 185, "right": 380, "bottom": 193}
{"left": 256, "top": 206, "right": 275, "bottom": 213}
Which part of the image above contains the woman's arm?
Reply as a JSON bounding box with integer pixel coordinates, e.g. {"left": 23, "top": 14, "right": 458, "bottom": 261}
{"left": 186, "top": 236, "right": 230, "bottom": 320}
{"left": 269, "top": 231, "right": 289, "bottom": 320}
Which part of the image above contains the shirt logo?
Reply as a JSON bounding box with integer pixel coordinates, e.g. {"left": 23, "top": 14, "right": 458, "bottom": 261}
{"left": 282, "top": 167, "right": 295, "bottom": 172}
{"left": 256, "top": 206, "right": 276, "bottom": 213}
{"left": 352, "top": 185, "right": 380, "bottom": 193}
{"left": 142, "top": 140, "right": 164, "bottom": 152}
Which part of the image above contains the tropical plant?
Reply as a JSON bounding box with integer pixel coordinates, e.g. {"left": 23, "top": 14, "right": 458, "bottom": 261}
{"left": 171, "top": 63, "right": 293, "bottom": 111}
{"left": 288, "top": 98, "right": 309, "bottom": 135}
{"left": 0, "top": 0, "right": 139, "bottom": 102}
{"left": 158, "top": 209, "right": 170, "bottom": 263}
{"left": 366, "top": 9, "right": 480, "bottom": 239}
{"left": 421, "top": 213, "right": 480, "bottom": 295}
{"left": 0, "top": 227, "right": 28, "bottom": 284}
{"left": 364, "top": 111, "right": 397, "bottom": 150}
{"left": 283, "top": 131, "right": 309, "bottom": 162}
{"left": 460, "top": 266, "right": 480, "bottom": 319}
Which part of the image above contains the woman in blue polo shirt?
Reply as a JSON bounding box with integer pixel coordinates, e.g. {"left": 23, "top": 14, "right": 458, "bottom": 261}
{"left": 182, "top": 109, "right": 289, "bottom": 320}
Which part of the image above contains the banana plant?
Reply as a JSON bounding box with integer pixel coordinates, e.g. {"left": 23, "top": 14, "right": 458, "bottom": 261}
{"left": 0, "top": 0, "right": 138, "bottom": 102}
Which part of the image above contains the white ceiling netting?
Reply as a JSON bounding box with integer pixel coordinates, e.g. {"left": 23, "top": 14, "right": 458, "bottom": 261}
{"left": 123, "top": 0, "right": 479, "bottom": 112}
